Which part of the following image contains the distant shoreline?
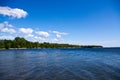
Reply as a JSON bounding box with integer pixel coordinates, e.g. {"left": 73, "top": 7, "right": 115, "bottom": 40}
{"left": 0, "top": 37, "right": 103, "bottom": 50}
{"left": 0, "top": 47, "right": 104, "bottom": 50}
{"left": 1, "top": 47, "right": 120, "bottom": 51}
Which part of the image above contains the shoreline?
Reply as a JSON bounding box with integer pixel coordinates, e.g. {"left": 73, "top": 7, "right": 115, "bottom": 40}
{"left": 0, "top": 47, "right": 104, "bottom": 50}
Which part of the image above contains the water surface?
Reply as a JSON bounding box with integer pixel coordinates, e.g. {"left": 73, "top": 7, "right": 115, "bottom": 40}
{"left": 0, "top": 48, "right": 120, "bottom": 80}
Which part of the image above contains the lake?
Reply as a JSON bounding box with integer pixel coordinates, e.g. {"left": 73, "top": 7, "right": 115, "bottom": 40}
{"left": 0, "top": 48, "right": 120, "bottom": 80}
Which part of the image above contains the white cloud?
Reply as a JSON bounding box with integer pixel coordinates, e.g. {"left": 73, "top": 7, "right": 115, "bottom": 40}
{"left": 3, "top": 21, "right": 13, "bottom": 27}
{"left": 36, "top": 31, "right": 50, "bottom": 38}
{"left": 1, "top": 28, "right": 16, "bottom": 34}
{"left": 27, "top": 34, "right": 34, "bottom": 37}
{"left": 0, "top": 21, "right": 16, "bottom": 34}
{"left": 0, "top": 6, "right": 28, "bottom": 19}
{"left": 53, "top": 38, "right": 58, "bottom": 42}
{"left": 0, "top": 23, "right": 4, "bottom": 30}
{"left": 56, "top": 34, "right": 61, "bottom": 38}
{"left": 19, "top": 28, "right": 33, "bottom": 34}
{"left": 52, "top": 31, "right": 68, "bottom": 35}
{"left": 34, "top": 36, "right": 45, "bottom": 41}
{"left": 52, "top": 31, "right": 68, "bottom": 40}
{"left": 0, "top": 21, "right": 13, "bottom": 30}
{"left": 0, "top": 21, "right": 69, "bottom": 43}
{"left": 0, "top": 35, "right": 14, "bottom": 40}
{"left": 0, "top": 21, "right": 9, "bottom": 30}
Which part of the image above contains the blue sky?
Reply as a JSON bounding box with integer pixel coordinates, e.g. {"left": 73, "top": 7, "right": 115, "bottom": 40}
{"left": 0, "top": 0, "right": 120, "bottom": 47}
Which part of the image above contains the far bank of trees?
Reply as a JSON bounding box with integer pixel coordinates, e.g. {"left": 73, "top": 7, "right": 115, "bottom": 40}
{"left": 0, "top": 37, "right": 103, "bottom": 49}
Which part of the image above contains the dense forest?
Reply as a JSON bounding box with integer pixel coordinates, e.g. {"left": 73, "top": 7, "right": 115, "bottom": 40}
{"left": 0, "top": 37, "right": 102, "bottom": 49}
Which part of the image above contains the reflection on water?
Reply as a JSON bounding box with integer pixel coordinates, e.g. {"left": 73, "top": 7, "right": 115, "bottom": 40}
{"left": 0, "top": 48, "right": 120, "bottom": 80}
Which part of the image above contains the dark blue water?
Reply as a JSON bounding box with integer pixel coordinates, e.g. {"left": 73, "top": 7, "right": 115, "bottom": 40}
{"left": 0, "top": 48, "right": 120, "bottom": 80}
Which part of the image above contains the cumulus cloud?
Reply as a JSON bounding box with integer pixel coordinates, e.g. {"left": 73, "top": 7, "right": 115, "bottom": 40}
{"left": 27, "top": 34, "right": 34, "bottom": 37}
{"left": 56, "top": 34, "right": 61, "bottom": 38}
{"left": 52, "top": 30, "right": 68, "bottom": 40}
{"left": 0, "top": 23, "right": 4, "bottom": 30}
{"left": 52, "top": 31, "right": 68, "bottom": 35}
{"left": 0, "top": 21, "right": 69, "bottom": 43}
{"left": 53, "top": 38, "right": 58, "bottom": 42}
{"left": 0, "top": 6, "right": 28, "bottom": 19}
{"left": 0, "top": 21, "right": 16, "bottom": 34}
{"left": 19, "top": 28, "right": 35, "bottom": 38}
{"left": 3, "top": 21, "right": 14, "bottom": 28}
{"left": 34, "top": 36, "right": 45, "bottom": 41}
{"left": 1, "top": 28, "right": 16, "bottom": 34}
{"left": 0, "top": 21, "right": 13, "bottom": 30}
{"left": 0, "top": 35, "right": 14, "bottom": 40}
{"left": 19, "top": 28, "right": 33, "bottom": 34}
{"left": 36, "top": 31, "right": 50, "bottom": 38}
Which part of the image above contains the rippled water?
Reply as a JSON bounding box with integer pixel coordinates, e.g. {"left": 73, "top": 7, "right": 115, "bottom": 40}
{"left": 0, "top": 48, "right": 120, "bottom": 80}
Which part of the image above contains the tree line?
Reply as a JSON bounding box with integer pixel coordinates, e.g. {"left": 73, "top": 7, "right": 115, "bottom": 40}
{"left": 0, "top": 37, "right": 102, "bottom": 49}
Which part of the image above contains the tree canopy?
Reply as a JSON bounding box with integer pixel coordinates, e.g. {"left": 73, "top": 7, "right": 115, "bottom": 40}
{"left": 0, "top": 37, "right": 103, "bottom": 49}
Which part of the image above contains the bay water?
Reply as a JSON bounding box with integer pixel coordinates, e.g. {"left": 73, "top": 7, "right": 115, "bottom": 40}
{"left": 0, "top": 48, "right": 120, "bottom": 80}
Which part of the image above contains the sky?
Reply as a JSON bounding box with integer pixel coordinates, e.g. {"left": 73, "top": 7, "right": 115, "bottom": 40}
{"left": 0, "top": 0, "right": 120, "bottom": 47}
